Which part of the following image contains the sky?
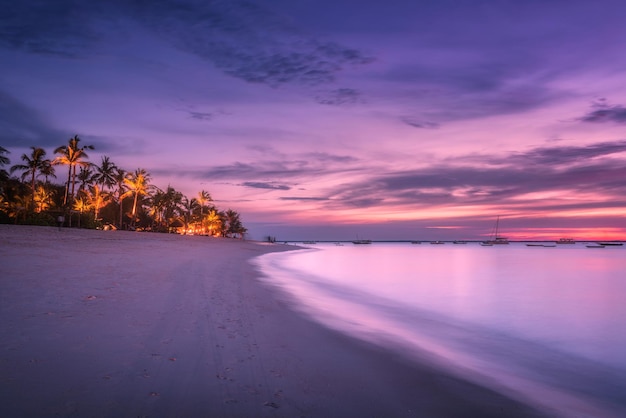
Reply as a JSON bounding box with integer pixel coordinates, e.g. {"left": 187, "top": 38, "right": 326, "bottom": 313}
{"left": 2, "top": 0, "right": 626, "bottom": 241}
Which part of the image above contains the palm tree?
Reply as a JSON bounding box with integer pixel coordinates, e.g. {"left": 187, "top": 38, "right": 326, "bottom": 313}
{"left": 223, "top": 209, "right": 246, "bottom": 238}
{"left": 10, "top": 147, "right": 49, "bottom": 211}
{"left": 53, "top": 135, "right": 94, "bottom": 206}
{"left": 33, "top": 185, "right": 55, "bottom": 213}
{"left": 150, "top": 186, "right": 184, "bottom": 230}
{"left": 77, "top": 166, "right": 96, "bottom": 193}
{"left": 196, "top": 190, "right": 213, "bottom": 234}
{"left": 0, "top": 146, "right": 10, "bottom": 182}
{"left": 196, "top": 190, "right": 212, "bottom": 234}
{"left": 86, "top": 184, "right": 110, "bottom": 220}
{"left": 0, "top": 146, "right": 9, "bottom": 165}
{"left": 124, "top": 168, "right": 151, "bottom": 227}
{"left": 6, "top": 193, "right": 28, "bottom": 224}
{"left": 113, "top": 168, "right": 128, "bottom": 229}
{"left": 38, "top": 160, "right": 56, "bottom": 183}
{"left": 182, "top": 196, "right": 199, "bottom": 233}
{"left": 197, "top": 190, "right": 212, "bottom": 214}
{"left": 205, "top": 209, "right": 222, "bottom": 236}
{"left": 162, "top": 186, "right": 183, "bottom": 229}
{"left": 94, "top": 156, "right": 117, "bottom": 191}
{"left": 149, "top": 187, "right": 166, "bottom": 227}
{"left": 73, "top": 196, "right": 92, "bottom": 228}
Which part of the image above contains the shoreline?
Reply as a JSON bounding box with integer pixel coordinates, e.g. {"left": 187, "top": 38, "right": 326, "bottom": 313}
{"left": 0, "top": 225, "right": 546, "bottom": 417}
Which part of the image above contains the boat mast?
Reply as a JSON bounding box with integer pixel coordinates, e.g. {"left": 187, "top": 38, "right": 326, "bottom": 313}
{"left": 495, "top": 215, "right": 500, "bottom": 239}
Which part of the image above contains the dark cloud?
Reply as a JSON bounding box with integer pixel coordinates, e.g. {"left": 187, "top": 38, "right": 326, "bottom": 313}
{"left": 401, "top": 117, "right": 439, "bottom": 129}
{"left": 78, "top": 134, "right": 148, "bottom": 155}
{"left": 125, "top": 0, "right": 373, "bottom": 87}
{"left": 279, "top": 196, "right": 328, "bottom": 201}
{"left": 0, "top": 91, "right": 146, "bottom": 155}
{"left": 504, "top": 140, "right": 626, "bottom": 166}
{"left": 302, "top": 152, "right": 358, "bottom": 164}
{"left": 316, "top": 88, "right": 362, "bottom": 105}
{"left": 322, "top": 141, "right": 626, "bottom": 210}
{"left": 0, "top": 0, "right": 99, "bottom": 56}
{"left": 242, "top": 181, "right": 290, "bottom": 190}
{"left": 188, "top": 111, "right": 213, "bottom": 121}
{"left": 457, "top": 140, "right": 626, "bottom": 168}
{"left": 215, "top": 44, "right": 371, "bottom": 86}
{"left": 578, "top": 100, "right": 626, "bottom": 124}
{"left": 381, "top": 48, "right": 567, "bottom": 121}
{"left": 0, "top": 91, "right": 66, "bottom": 148}
{"left": 162, "top": 151, "right": 361, "bottom": 182}
{"left": 1, "top": 0, "right": 373, "bottom": 87}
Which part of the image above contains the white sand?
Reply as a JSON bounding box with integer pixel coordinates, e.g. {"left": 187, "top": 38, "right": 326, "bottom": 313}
{"left": 0, "top": 225, "right": 544, "bottom": 417}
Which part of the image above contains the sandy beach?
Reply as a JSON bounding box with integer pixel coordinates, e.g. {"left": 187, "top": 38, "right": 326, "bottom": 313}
{"left": 0, "top": 225, "right": 546, "bottom": 417}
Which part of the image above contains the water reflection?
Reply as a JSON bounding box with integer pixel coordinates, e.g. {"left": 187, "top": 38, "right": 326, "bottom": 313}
{"left": 255, "top": 243, "right": 626, "bottom": 417}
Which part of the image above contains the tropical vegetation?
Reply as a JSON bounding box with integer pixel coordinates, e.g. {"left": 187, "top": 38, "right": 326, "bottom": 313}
{"left": 0, "top": 139, "right": 247, "bottom": 238}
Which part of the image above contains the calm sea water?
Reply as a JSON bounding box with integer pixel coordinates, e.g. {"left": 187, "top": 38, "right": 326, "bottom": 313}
{"left": 254, "top": 242, "right": 626, "bottom": 417}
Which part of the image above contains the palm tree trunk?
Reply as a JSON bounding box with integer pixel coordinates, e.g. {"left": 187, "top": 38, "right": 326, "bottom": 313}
{"left": 30, "top": 171, "right": 36, "bottom": 211}
{"left": 70, "top": 164, "right": 77, "bottom": 203}
{"left": 118, "top": 197, "right": 124, "bottom": 229}
{"left": 63, "top": 165, "right": 71, "bottom": 205}
{"left": 69, "top": 164, "right": 78, "bottom": 228}
{"left": 131, "top": 192, "right": 139, "bottom": 226}
{"left": 94, "top": 193, "right": 100, "bottom": 220}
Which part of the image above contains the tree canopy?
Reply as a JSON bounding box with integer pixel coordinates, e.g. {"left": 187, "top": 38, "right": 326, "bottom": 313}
{"left": 0, "top": 138, "right": 247, "bottom": 238}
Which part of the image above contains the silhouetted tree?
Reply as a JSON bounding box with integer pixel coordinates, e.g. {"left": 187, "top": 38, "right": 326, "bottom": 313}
{"left": 53, "top": 135, "right": 94, "bottom": 206}
{"left": 10, "top": 147, "right": 50, "bottom": 211}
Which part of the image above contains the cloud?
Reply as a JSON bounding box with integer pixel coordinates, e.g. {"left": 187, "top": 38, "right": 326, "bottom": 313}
{"left": 401, "top": 117, "right": 439, "bottom": 129}
{"left": 152, "top": 140, "right": 626, "bottom": 215}
{"left": 302, "top": 152, "right": 358, "bottom": 164}
{"left": 504, "top": 140, "right": 626, "bottom": 166}
{"left": 279, "top": 196, "right": 328, "bottom": 201}
{"left": 157, "top": 151, "right": 362, "bottom": 182}
{"left": 216, "top": 43, "right": 371, "bottom": 86}
{"left": 0, "top": 0, "right": 106, "bottom": 57}
{"left": 320, "top": 141, "right": 626, "bottom": 210}
{"left": 2, "top": 0, "right": 374, "bottom": 87}
{"left": 578, "top": 99, "right": 626, "bottom": 124}
{"left": 316, "top": 88, "right": 362, "bottom": 105}
{"left": 126, "top": 0, "right": 373, "bottom": 87}
{"left": 242, "top": 181, "right": 290, "bottom": 190}
{"left": 188, "top": 111, "right": 213, "bottom": 121}
{"left": 0, "top": 90, "right": 67, "bottom": 147}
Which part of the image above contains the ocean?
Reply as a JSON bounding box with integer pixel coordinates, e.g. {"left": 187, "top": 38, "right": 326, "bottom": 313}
{"left": 254, "top": 242, "right": 626, "bottom": 417}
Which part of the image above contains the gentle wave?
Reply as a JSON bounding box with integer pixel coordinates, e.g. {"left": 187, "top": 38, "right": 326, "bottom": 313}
{"left": 254, "top": 244, "right": 626, "bottom": 417}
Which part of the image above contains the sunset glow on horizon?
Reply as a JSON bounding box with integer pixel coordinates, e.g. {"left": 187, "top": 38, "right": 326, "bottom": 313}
{"left": 2, "top": 0, "right": 626, "bottom": 240}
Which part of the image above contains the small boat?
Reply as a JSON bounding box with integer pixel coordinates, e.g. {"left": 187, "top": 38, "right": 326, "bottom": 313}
{"left": 482, "top": 216, "right": 509, "bottom": 245}
{"left": 597, "top": 242, "right": 623, "bottom": 246}
{"left": 556, "top": 238, "right": 576, "bottom": 244}
{"left": 586, "top": 244, "right": 605, "bottom": 248}
{"left": 526, "top": 243, "right": 556, "bottom": 247}
{"left": 453, "top": 240, "right": 467, "bottom": 244}
{"left": 352, "top": 239, "right": 372, "bottom": 245}
{"left": 430, "top": 241, "right": 445, "bottom": 245}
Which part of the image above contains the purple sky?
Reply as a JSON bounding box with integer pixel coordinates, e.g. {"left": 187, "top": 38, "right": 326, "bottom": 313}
{"left": 2, "top": 0, "right": 626, "bottom": 240}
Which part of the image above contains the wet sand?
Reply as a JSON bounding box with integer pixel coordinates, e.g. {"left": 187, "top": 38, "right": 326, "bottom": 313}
{"left": 0, "top": 225, "right": 546, "bottom": 417}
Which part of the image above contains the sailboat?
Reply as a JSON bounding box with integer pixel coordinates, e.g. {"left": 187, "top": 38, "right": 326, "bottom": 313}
{"left": 352, "top": 235, "right": 372, "bottom": 245}
{"left": 481, "top": 216, "right": 509, "bottom": 245}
